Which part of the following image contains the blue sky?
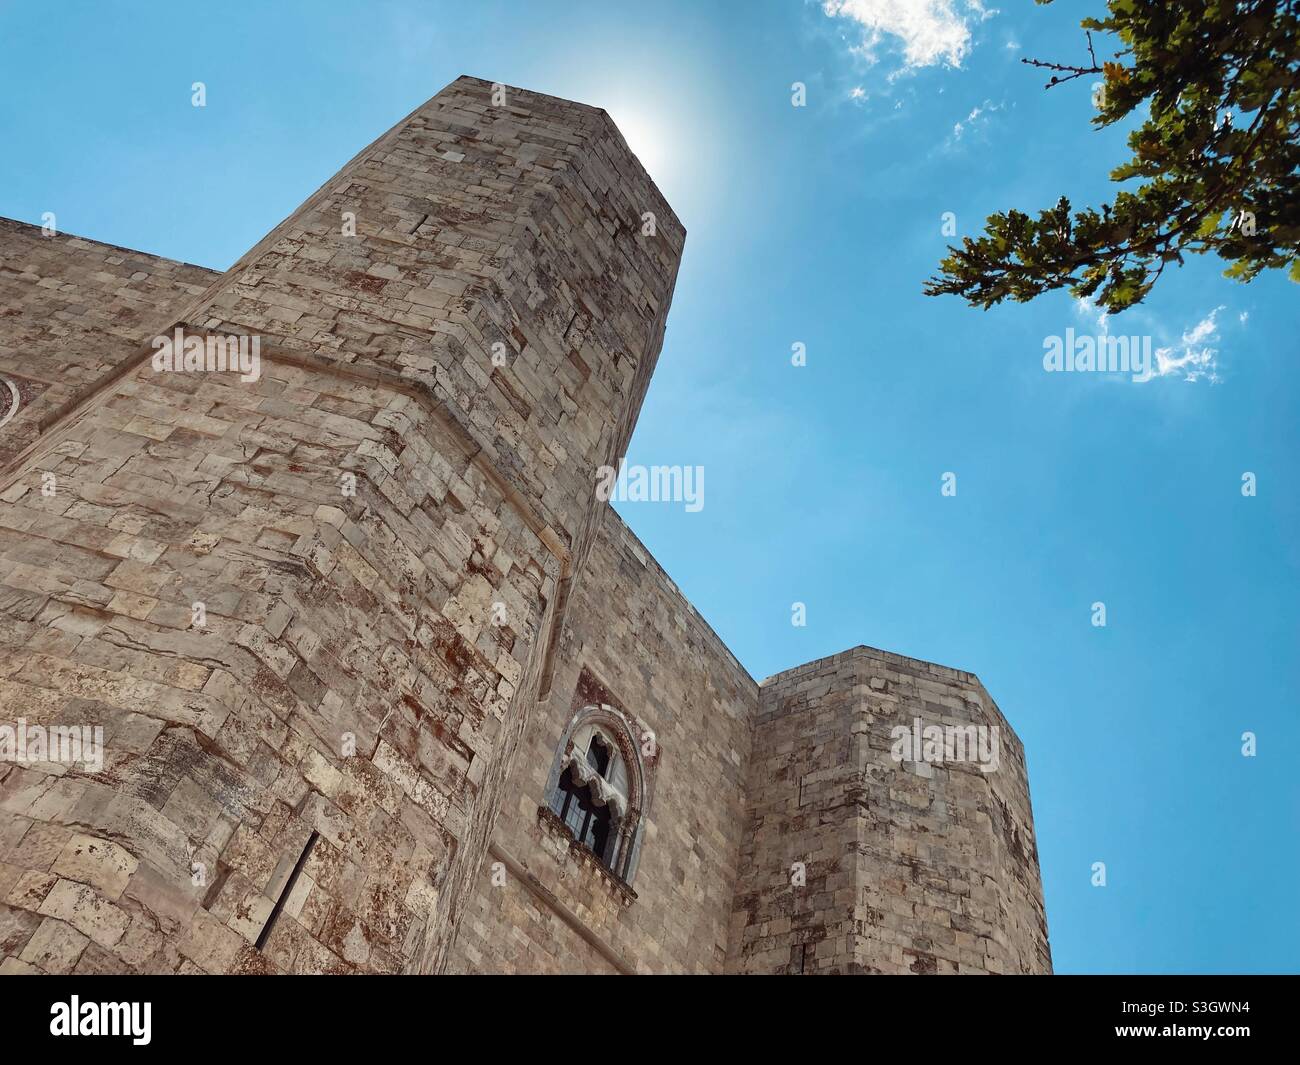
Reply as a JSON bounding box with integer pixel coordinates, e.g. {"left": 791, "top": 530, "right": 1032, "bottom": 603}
{"left": 2, "top": 0, "right": 1296, "bottom": 974}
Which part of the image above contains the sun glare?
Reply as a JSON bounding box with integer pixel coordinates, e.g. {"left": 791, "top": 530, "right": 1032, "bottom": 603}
{"left": 606, "top": 107, "right": 670, "bottom": 184}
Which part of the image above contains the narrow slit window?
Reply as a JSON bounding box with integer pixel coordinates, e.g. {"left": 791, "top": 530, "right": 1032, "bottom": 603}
{"left": 255, "top": 830, "right": 319, "bottom": 952}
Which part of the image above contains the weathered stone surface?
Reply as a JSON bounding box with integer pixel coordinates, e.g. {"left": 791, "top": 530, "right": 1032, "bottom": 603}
{"left": 0, "top": 218, "right": 214, "bottom": 469}
{"left": 448, "top": 512, "right": 756, "bottom": 973}
{"left": 0, "top": 76, "right": 1049, "bottom": 975}
{"left": 17, "top": 915, "right": 89, "bottom": 973}
{"left": 50, "top": 833, "right": 138, "bottom": 899}
{"left": 728, "top": 647, "right": 1051, "bottom": 974}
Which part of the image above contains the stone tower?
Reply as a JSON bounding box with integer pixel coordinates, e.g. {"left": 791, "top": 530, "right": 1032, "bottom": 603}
{"left": 728, "top": 647, "right": 1051, "bottom": 974}
{"left": 0, "top": 77, "right": 1049, "bottom": 975}
{"left": 0, "top": 76, "right": 683, "bottom": 974}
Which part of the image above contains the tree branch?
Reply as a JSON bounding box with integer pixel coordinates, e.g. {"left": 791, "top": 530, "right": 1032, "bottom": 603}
{"left": 1021, "top": 30, "right": 1105, "bottom": 89}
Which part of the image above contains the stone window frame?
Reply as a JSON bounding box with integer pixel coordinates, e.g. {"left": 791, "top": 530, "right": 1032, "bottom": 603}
{"left": 543, "top": 703, "right": 650, "bottom": 885}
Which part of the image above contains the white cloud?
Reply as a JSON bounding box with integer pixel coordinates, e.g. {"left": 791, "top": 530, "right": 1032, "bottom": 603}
{"left": 1153, "top": 306, "right": 1225, "bottom": 383}
{"left": 949, "top": 97, "right": 1005, "bottom": 141}
{"left": 1182, "top": 311, "right": 1219, "bottom": 346}
{"left": 1076, "top": 299, "right": 1237, "bottom": 384}
{"left": 1075, "top": 294, "right": 1110, "bottom": 336}
{"left": 822, "top": 0, "right": 994, "bottom": 71}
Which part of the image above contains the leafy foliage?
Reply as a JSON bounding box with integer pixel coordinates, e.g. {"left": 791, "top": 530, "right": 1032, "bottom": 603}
{"left": 925, "top": 0, "right": 1300, "bottom": 313}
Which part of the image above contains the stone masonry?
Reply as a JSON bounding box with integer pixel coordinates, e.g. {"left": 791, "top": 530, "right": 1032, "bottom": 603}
{"left": 0, "top": 77, "right": 1051, "bottom": 974}
{"left": 729, "top": 648, "right": 1050, "bottom": 974}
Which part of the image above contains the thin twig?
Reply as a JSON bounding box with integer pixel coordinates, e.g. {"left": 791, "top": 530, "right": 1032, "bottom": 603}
{"left": 1022, "top": 29, "right": 1105, "bottom": 89}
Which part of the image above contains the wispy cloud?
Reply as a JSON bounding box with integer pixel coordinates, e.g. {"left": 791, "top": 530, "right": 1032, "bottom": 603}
{"left": 822, "top": 0, "right": 996, "bottom": 72}
{"left": 1075, "top": 294, "right": 1110, "bottom": 335}
{"left": 950, "top": 97, "right": 1005, "bottom": 140}
{"left": 1153, "top": 307, "right": 1224, "bottom": 383}
{"left": 1075, "top": 297, "right": 1231, "bottom": 384}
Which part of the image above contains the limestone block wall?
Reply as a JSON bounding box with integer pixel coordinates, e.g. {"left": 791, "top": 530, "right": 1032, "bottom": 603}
{"left": 0, "top": 76, "right": 684, "bottom": 974}
{"left": 0, "top": 357, "right": 561, "bottom": 974}
{"left": 0, "top": 219, "right": 216, "bottom": 469}
{"left": 728, "top": 646, "right": 1051, "bottom": 974}
{"left": 447, "top": 506, "right": 757, "bottom": 974}
{"left": 186, "top": 75, "right": 684, "bottom": 571}
{"left": 0, "top": 76, "right": 1054, "bottom": 979}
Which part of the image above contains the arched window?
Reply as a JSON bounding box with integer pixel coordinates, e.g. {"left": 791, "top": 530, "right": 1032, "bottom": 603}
{"left": 545, "top": 706, "right": 648, "bottom": 884}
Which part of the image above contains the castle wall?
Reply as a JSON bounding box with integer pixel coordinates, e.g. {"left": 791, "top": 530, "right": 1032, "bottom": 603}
{"left": 0, "top": 219, "right": 217, "bottom": 469}
{"left": 1, "top": 359, "right": 562, "bottom": 974}
{"left": 452, "top": 863, "right": 619, "bottom": 974}
{"left": 728, "top": 647, "right": 1051, "bottom": 974}
{"left": 0, "top": 76, "right": 683, "bottom": 974}
{"left": 0, "top": 78, "right": 1053, "bottom": 978}
{"left": 447, "top": 506, "right": 757, "bottom": 974}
